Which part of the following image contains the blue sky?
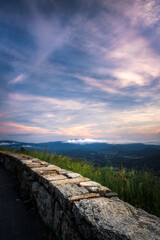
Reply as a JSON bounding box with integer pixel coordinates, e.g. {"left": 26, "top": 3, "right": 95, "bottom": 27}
{"left": 0, "top": 0, "right": 160, "bottom": 143}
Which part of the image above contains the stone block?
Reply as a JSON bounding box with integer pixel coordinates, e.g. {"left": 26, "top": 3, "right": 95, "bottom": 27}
{"left": 64, "top": 172, "right": 81, "bottom": 178}
{"left": 58, "top": 169, "right": 72, "bottom": 175}
{"left": 25, "top": 163, "right": 44, "bottom": 168}
{"left": 40, "top": 170, "right": 57, "bottom": 176}
{"left": 72, "top": 197, "right": 160, "bottom": 240}
{"left": 33, "top": 166, "right": 61, "bottom": 172}
{"left": 70, "top": 193, "right": 100, "bottom": 202}
{"left": 54, "top": 184, "right": 89, "bottom": 208}
{"left": 87, "top": 186, "right": 111, "bottom": 196}
{"left": 44, "top": 174, "right": 68, "bottom": 181}
{"left": 105, "top": 192, "right": 118, "bottom": 198}
{"left": 79, "top": 181, "right": 101, "bottom": 187}
{"left": 50, "top": 176, "right": 90, "bottom": 186}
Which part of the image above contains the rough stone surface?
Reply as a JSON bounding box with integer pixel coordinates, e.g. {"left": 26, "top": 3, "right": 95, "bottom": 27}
{"left": 50, "top": 176, "right": 90, "bottom": 186}
{"left": 65, "top": 172, "right": 81, "bottom": 178}
{"left": 44, "top": 174, "right": 67, "bottom": 181}
{"left": 105, "top": 192, "right": 119, "bottom": 198}
{"left": 32, "top": 182, "right": 54, "bottom": 227}
{"left": 0, "top": 151, "right": 160, "bottom": 240}
{"left": 61, "top": 215, "right": 82, "bottom": 240}
{"left": 73, "top": 197, "right": 160, "bottom": 240}
{"left": 26, "top": 163, "right": 44, "bottom": 168}
{"left": 57, "top": 169, "right": 73, "bottom": 175}
{"left": 40, "top": 170, "right": 57, "bottom": 176}
{"left": 21, "top": 159, "right": 33, "bottom": 164}
{"left": 85, "top": 185, "right": 111, "bottom": 196}
{"left": 33, "top": 166, "right": 60, "bottom": 172}
{"left": 21, "top": 170, "right": 33, "bottom": 192}
{"left": 55, "top": 184, "right": 89, "bottom": 208}
{"left": 53, "top": 200, "right": 64, "bottom": 235}
{"left": 70, "top": 193, "right": 100, "bottom": 202}
{"left": 79, "top": 181, "right": 101, "bottom": 187}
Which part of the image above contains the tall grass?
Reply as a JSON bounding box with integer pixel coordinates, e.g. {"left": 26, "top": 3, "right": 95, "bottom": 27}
{"left": 2, "top": 148, "right": 160, "bottom": 217}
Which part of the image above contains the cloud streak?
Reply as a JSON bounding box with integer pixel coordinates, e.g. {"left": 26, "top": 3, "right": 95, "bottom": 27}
{"left": 11, "top": 73, "right": 27, "bottom": 84}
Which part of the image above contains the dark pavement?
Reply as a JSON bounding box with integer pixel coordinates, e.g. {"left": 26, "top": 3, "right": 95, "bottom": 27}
{"left": 0, "top": 165, "right": 53, "bottom": 240}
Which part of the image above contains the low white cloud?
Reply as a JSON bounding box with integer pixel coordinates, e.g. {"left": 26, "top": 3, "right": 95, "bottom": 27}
{"left": 64, "top": 139, "right": 107, "bottom": 144}
{"left": 22, "top": 145, "right": 32, "bottom": 148}
{"left": 0, "top": 142, "right": 16, "bottom": 146}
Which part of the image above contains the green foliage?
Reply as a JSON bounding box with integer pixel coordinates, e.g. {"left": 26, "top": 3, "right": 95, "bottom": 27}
{"left": 2, "top": 148, "right": 160, "bottom": 217}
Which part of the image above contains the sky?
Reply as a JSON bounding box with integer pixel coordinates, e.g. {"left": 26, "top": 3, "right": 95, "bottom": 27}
{"left": 0, "top": 0, "right": 160, "bottom": 144}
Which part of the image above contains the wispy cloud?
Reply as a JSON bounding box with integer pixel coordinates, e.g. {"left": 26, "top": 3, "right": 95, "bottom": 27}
{"left": 107, "top": 35, "right": 160, "bottom": 87}
{"left": 75, "top": 75, "right": 121, "bottom": 94}
{"left": 124, "top": 0, "right": 160, "bottom": 27}
{"left": 10, "top": 73, "right": 27, "bottom": 84}
{"left": 0, "top": 122, "right": 49, "bottom": 134}
{"left": 26, "top": 2, "right": 72, "bottom": 71}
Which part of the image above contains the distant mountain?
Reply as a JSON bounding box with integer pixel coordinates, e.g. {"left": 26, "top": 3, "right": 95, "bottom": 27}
{"left": 0, "top": 140, "right": 160, "bottom": 172}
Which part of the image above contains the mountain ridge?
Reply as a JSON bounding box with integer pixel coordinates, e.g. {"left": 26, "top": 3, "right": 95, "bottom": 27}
{"left": 1, "top": 140, "right": 160, "bottom": 172}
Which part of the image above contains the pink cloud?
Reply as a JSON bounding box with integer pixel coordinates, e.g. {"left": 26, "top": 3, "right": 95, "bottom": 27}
{"left": 124, "top": 0, "right": 160, "bottom": 27}
{"left": 55, "top": 124, "right": 99, "bottom": 138}
{"left": 76, "top": 75, "right": 122, "bottom": 94}
{"left": 102, "top": 0, "right": 160, "bottom": 27}
{"left": 0, "top": 122, "right": 49, "bottom": 135}
{"left": 72, "top": 9, "right": 160, "bottom": 94}
{"left": 106, "top": 34, "right": 160, "bottom": 88}
{"left": 0, "top": 121, "right": 99, "bottom": 139}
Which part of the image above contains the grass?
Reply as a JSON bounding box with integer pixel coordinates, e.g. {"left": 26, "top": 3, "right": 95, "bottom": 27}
{"left": 1, "top": 147, "right": 160, "bottom": 217}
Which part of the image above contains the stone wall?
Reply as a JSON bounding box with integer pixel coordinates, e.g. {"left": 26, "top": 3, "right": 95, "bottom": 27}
{"left": 0, "top": 151, "right": 160, "bottom": 240}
